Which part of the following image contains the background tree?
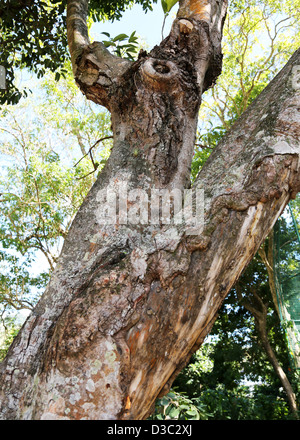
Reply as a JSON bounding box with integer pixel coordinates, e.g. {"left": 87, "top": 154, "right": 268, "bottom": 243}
{"left": 0, "top": 0, "right": 154, "bottom": 104}
{"left": 192, "top": 0, "right": 300, "bottom": 178}
{"left": 0, "top": 63, "right": 112, "bottom": 321}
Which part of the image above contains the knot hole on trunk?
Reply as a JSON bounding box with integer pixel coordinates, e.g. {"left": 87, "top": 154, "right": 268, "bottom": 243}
{"left": 141, "top": 58, "right": 178, "bottom": 91}
{"left": 153, "top": 61, "right": 171, "bottom": 74}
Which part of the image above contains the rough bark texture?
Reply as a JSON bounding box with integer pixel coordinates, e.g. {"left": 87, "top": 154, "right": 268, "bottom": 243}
{"left": 0, "top": 0, "right": 299, "bottom": 420}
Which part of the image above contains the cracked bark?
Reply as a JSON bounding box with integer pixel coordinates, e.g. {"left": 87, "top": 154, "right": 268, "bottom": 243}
{"left": 0, "top": 0, "right": 299, "bottom": 420}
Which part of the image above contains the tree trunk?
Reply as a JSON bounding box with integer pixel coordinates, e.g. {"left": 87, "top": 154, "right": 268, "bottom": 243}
{"left": 238, "top": 291, "right": 298, "bottom": 419}
{"left": 258, "top": 230, "right": 280, "bottom": 317}
{"left": 0, "top": 0, "right": 299, "bottom": 420}
{"left": 259, "top": 230, "right": 300, "bottom": 369}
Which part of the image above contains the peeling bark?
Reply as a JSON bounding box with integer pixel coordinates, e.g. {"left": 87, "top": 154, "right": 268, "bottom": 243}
{"left": 0, "top": 0, "right": 299, "bottom": 420}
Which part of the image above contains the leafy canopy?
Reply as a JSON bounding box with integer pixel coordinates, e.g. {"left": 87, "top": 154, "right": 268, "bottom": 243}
{"left": 0, "top": 0, "right": 157, "bottom": 104}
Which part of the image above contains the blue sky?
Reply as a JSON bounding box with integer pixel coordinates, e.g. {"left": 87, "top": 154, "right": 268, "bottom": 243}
{"left": 91, "top": 2, "right": 178, "bottom": 50}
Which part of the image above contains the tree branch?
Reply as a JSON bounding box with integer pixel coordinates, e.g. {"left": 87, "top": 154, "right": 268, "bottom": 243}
{"left": 66, "top": 0, "right": 90, "bottom": 74}
{"left": 66, "top": 0, "right": 132, "bottom": 109}
{"left": 239, "top": 286, "right": 298, "bottom": 418}
{"left": 73, "top": 135, "right": 113, "bottom": 167}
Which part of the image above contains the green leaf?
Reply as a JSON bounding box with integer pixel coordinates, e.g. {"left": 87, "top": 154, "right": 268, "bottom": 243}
{"left": 161, "top": 0, "right": 179, "bottom": 14}
{"left": 160, "top": 396, "right": 170, "bottom": 406}
{"left": 178, "top": 404, "right": 190, "bottom": 410}
{"left": 161, "top": 0, "right": 168, "bottom": 13}
{"left": 186, "top": 409, "right": 197, "bottom": 415}
{"left": 128, "top": 31, "right": 138, "bottom": 43}
{"left": 113, "top": 33, "right": 129, "bottom": 42}
{"left": 168, "top": 407, "right": 180, "bottom": 418}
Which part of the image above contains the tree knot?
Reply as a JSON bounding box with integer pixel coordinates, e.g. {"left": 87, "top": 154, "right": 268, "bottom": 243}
{"left": 140, "top": 58, "right": 179, "bottom": 91}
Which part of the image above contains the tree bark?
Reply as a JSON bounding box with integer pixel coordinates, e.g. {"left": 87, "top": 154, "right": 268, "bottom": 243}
{"left": 0, "top": 0, "right": 299, "bottom": 420}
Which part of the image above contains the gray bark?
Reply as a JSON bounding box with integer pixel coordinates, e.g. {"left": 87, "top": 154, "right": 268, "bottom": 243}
{"left": 0, "top": 0, "right": 299, "bottom": 420}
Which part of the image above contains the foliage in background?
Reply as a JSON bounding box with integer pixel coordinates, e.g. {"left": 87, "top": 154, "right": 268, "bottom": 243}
{"left": 101, "top": 31, "right": 139, "bottom": 60}
{"left": 191, "top": 0, "right": 300, "bottom": 180}
{"left": 150, "top": 390, "right": 212, "bottom": 420}
{"left": 0, "top": 0, "right": 157, "bottom": 104}
{"left": 0, "top": 316, "right": 21, "bottom": 362}
{"left": 0, "top": 0, "right": 67, "bottom": 104}
{"left": 272, "top": 197, "right": 300, "bottom": 369}
{"left": 0, "top": 62, "right": 112, "bottom": 323}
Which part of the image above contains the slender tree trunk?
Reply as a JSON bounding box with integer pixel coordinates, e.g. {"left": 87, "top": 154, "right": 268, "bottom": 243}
{"left": 258, "top": 230, "right": 280, "bottom": 317}
{"left": 0, "top": 0, "right": 299, "bottom": 420}
{"left": 259, "top": 230, "right": 300, "bottom": 369}
{"left": 239, "top": 291, "right": 299, "bottom": 419}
